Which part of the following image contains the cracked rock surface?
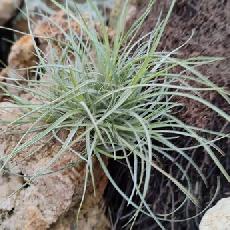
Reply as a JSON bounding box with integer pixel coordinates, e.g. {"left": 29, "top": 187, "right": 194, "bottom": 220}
{"left": 200, "top": 198, "right": 230, "bottom": 230}
{"left": 0, "top": 102, "right": 109, "bottom": 229}
{"left": 0, "top": 7, "right": 110, "bottom": 229}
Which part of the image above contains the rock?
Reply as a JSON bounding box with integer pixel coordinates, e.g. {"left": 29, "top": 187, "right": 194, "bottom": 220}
{"left": 0, "top": 9, "right": 115, "bottom": 101}
{"left": 0, "top": 135, "right": 24, "bottom": 212}
{"left": 0, "top": 101, "right": 21, "bottom": 122}
{"left": 0, "top": 0, "right": 22, "bottom": 25}
{"left": 4, "top": 8, "right": 115, "bottom": 77}
{"left": 0, "top": 172, "right": 23, "bottom": 211}
{"left": 24, "top": 206, "right": 49, "bottom": 230}
{"left": 0, "top": 7, "right": 110, "bottom": 229}
{"left": 199, "top": 198, "right": 230, "bottom": 230}
{"left": 0, "top": 35, "right": 38, "bottom": 98}
{"left": 52, "top": 195, "right": 110, "bottom": 230}
{"left": 7, "top": 35, "right": 37, "bottom": 77}
{"left": 0, "top": 35, "right": 38, "bottom": 99}
{"left": 4, "top": 10, "right": 86, "bottom": 81}
{"left": 77, "top": 195, "right": 110, "bottom": 230}
{"left": 109, "top": 0, "right": 139, "bottom": 29}
{"left": 0, "top": 101, "right": 109, "bottom": 229}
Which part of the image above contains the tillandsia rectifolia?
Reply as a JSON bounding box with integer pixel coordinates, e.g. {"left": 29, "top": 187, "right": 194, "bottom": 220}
{"left": 0, "top": 0, "right": 229, "bottom": 228}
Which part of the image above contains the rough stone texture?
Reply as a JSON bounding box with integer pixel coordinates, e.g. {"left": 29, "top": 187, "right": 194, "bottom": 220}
{"left": 34, "top": 10, "right": 82, "bottom": 39}
{"left": 1, "top": 10, "right": 82, "bottom": 86}
{"left": 0, "top": 10, "right": 83, "bottom": 100}
{"left": 52, "top": 195, "right": 110, "bottom": 230}
{"left": 0, "top": 9, "right": 115, "bottom": 102}
{"left": 0, "top": 9, "right": 111, "bottom": 227}
{"left": 133, "top": 0, "right": 230, "bottom": 130}
{"left": 200, "top": 198, "right": 230, "bottom": 230}
{"left": 0, "top": 102, "right": 109, "bottom": 229}
{"left": 0, "top": 0, "right": 22, "bottom": 25}
{"left": 7, "top": 35, "right": 37, "bottom": 75}
{"left": 0, "top": 35, "right": 38, "bottom": 99}
{"left": 77, "top": 195, "right": 110, "bottom": 230}
{"left": 105, "top": 1, "right": 230, "bottom": 229}
{"left": 0, "top": 171, "right": 23, "bottom": 212}
{"left": 0, "top": 3, "right": 115, "bottom": 229}
{"left": 34, "top": 10, "right": 115, "bottom": 54}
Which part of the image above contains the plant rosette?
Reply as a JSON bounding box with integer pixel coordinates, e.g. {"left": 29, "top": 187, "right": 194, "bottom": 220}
{"left": 0, "top": 0, "right": 229, "bottom": 229}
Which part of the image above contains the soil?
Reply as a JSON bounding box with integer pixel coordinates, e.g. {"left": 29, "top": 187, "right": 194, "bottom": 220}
{"left": 105, "top": 0, "right": 230, "bottom": 229}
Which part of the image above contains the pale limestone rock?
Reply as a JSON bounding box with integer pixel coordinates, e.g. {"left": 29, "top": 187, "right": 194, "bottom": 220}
{"left": 0, "top": 7, "right": 110, "bottom": 229}
{"left": 0, "top": 35, "right": 38, "bottom": 98}
{"left": 200, "top": 198, "right": 230, "bottom": 230}
{"left": 0, "top": 102, "right": 21, "bottom": 122}
{"left": 0, "top": 0, "right": 22, "bottom": 25}
{"left": 0, "top": 101, "right": 108, "bottom": 229}
{"left": 7, "top": 35, "right": 37, "bottom": 77}
{"left": 0, "top": 135, "right": 23, "bottom": 212}
{"left": 0, "top": 172, "right": 23, "bottom": 211}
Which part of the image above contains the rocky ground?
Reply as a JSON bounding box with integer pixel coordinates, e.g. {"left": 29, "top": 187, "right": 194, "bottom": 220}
{"left": 105, "top": 0, "right": 230, "bottom": 229}
{"left": 0, "top": 0, "right": 229, "bottom": 230}
{"left": 0, "top": 1, "right": 110, "bottom": 229}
